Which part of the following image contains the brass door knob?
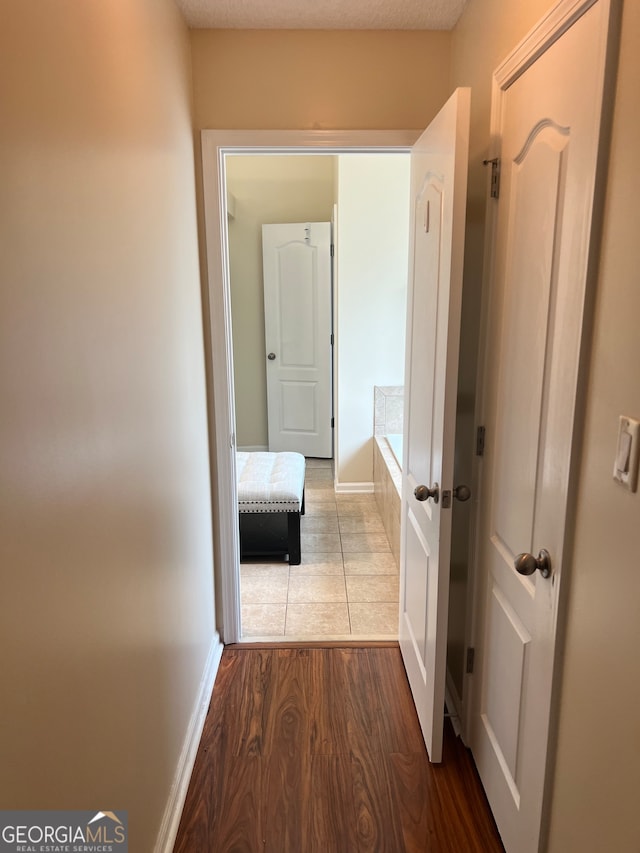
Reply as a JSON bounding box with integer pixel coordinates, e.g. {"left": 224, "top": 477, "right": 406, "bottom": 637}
{"left": 514, "top": 549, "right": 551, "bottom": 579}
{"left": 453, "top": 484, "right": 471, "bottom": 502}
{"left": 414, "top": 483, "right": 439, "bottom": 504}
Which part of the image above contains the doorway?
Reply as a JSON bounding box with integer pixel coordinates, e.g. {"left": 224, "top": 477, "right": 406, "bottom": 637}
{"left": 220, "top": 145, "right": 411, "bottom": 640}
{"left": 200, "top": 131, "right": 418, "bottom": 643}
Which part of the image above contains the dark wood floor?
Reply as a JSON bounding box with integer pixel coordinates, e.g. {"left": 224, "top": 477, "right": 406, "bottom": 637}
{"left": 174, "top": 646, "right": 504, "bottom": 852}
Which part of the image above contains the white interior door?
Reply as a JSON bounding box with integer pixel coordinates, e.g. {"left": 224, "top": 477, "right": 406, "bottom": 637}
{"left": 399, "top": 88, "right": 470, "bottom": 763}
{"left": 262, "top": 222, "right": 333, "bottom": 457}
{"left": 471, "top": 2, "right": 614, "bottom": 850}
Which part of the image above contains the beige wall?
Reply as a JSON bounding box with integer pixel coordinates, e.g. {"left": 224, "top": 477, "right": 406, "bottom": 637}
{"left": 0, "top": 2, "right": 214, "bottom": 850}
{"left": 452, "top": 0, "right": 640, "bottom": 850}
{"left": 226, "top": 155, "right": 336, "bottom": 448}
{"left": 190, "top": 30, "right": 452, "bottom": 130}
{"left": 545, "top": 1, "right": 640, "bottom": 849}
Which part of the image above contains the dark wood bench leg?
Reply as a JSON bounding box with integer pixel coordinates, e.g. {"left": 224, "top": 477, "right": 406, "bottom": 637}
{"left": 287, "top": 511, "right": 301, "bottom": 565}
{"left": 301, "top": 489, "right": 305, "bottom": 516}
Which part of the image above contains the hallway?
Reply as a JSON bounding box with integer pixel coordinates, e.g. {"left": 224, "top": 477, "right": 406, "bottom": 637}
{"left": 240, "top": 458, "right": 400, "bottom": 639}
{"left": 174, "top": 645, "right": 504, "bottom": 852}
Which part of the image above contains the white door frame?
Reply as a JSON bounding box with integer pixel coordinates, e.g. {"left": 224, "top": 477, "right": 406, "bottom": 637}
{"left": 465, "top": 0, "right": 617, "bottom": 838}
{"left": 201, "top": 130, "right": 418, "bottom": 643}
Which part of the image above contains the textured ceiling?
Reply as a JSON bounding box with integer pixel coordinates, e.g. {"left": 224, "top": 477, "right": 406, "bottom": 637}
{"left": 174, "top": 0, "right": 469, "bottom": 31}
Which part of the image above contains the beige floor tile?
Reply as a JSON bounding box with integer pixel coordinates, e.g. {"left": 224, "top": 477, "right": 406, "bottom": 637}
{"left": 301, "top": 515, "right": 340, "bottom": 533}
{"left": 344, "top": 553, "right": 398, "bottom": 575}
{"left": 339, "top": 516, "right": 385, "bottom": 533}
{"left": 240, "top": 562, "right": 290, "bottom": 577}
{"left": 301, "top": 532, "right": 342, "bottom": 553}
{"left": 285, "top": 603, "right": 350, "bottom": 635}
{"left": 336, "top": 491, "right": 376, "bottom": 500}
{"left": 336, "top": 501, "right": 379, "bottom": 518}
{"left": 336, "top": 493, "right": 377, "bottom": 506}
{"left": 305, "top": 496, "right": 336, "bottom": 510}
{"left": 349, "top": 603, "right": 399, "bottom": 636}
{"left": 288, "top": 575, "right": 347, "bottom": 604}
{"left": 305, "top": 467, "right": 333, "bottom": 481}
{"left": 242, "top": 603, "right": 286, "bottom": 636}
{"left": 304, "top": 505, "right": 338, "bottom": 519}
{"left": 302, "top": 492, "right": 338, "bottom": 510}
{"left": 304, "top": 506, "right": 337, "bottom": 520}
{"left": 296, "top": 553, "right": 344, "bottom": 576}
{"left": 346, "top": 575, "right": 399, "bottom": 603}
{"left": 305, "top": 458, "right": 333, "bottom": 469}
{"left": 304, "top": 490, "right": 337, "bottom": 506}
{"left": 304, "top": 495, "right": 337, "bottom": 510}
{"left": 306, "top": 478, "right": 335, "bottom": 491}
{"left": 240, "top": 572, "right": 289, "bottom": 604}
{"left": 239, "top": 466, "right": 402, "bottom": 640}
{"left": 338, "top": 511, "right": 382, "bottom": 525}
{"left": 340, "top": 532, "right": 391, "bottom": 553}
{"left": 305, "top": 508, "right": 337, "bottom": 522}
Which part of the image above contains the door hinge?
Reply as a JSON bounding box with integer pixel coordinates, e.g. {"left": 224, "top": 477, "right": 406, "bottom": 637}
{"left": 476, "top": 425, "right": 486, "bottom": 457}
{"left": 483, "top": 157, "right": 500, "bottom": 199}
{"left": 331, "top": 417, "right": 334, "bottom": 428}
{"left": 330, "top": 333, "right": 334, "bottom": 345}
{"left": 330, "top": 243, "right": 335, "bottom": 257}
{"left": 466, "top": 647, "right": 475, "bottom": 674}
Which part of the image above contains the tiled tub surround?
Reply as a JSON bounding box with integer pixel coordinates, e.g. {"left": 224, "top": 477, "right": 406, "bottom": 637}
{"left": 373, "top": 437, "right": 402, "bottom": 570}
{"left": 372, "top": 386, "right": 403, "bottom": 570}
{"left": 240, "top": 459, "right": 399, "bottom": 640}
{"left": 374, "top": 385, "right": 404, "bottom": 436}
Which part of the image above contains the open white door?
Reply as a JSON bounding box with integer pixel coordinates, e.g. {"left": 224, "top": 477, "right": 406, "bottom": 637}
{"left": 262, "top": 222, "right": 333, "bottom": 458}
{"left": 470, "top": 2, "right": 615, "bottom": 850}
{"left": 399, "top": 88, "right": 470, "bottom": 763}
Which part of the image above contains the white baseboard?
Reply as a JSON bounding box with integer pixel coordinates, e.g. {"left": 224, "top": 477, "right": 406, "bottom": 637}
{"left": 237, "top": 444, "right": 268, "bottom": 452}
{"left": 334, "top": 481, "right": 374, "bottom": 494}
{"left": 154, "top": 632, "right": 224, "bottom": 853}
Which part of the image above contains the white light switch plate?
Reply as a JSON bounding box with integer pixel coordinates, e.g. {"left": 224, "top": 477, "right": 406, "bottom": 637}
{"left": 613, "top": 415, "right": 640, "bottom": 492}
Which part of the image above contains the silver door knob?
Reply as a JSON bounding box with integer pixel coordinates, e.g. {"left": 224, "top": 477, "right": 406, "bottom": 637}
{"left": 453, "top": 484, "right": 471, "bottom": 502}
{"left": 267, "top": 352, "right": 276, "bottom": 360}
{"left": 514, "top": 548, "right": 551, "bottom": 579}
{"left": 414, "top": 483, "right": 439, "bottom": 504}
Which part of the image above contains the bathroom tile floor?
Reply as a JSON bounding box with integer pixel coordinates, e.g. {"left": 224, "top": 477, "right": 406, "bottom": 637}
{"left": 240, "top": 458, "right": 399, "bottom": 641}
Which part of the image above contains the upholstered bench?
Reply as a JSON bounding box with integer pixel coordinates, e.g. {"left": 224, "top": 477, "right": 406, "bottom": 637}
{"left": 236, "top": 451, "right": 306, "bottom": 565}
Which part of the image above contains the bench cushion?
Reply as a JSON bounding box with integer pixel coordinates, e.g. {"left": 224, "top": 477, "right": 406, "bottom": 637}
{"left": 237, "top": 451, "right": 306, "bottom": 513}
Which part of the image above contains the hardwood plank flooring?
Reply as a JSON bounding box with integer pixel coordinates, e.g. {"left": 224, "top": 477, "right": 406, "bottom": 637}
{"left": 174, "top": 646, "right": 504, "bottom": 853}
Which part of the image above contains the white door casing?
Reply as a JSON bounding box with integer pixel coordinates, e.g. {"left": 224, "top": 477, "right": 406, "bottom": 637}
{"left": 470, "top": 1, "right": 616, "bottom": 850}
{"left": 200, "top": 131, "right": 418, "bottom": 643}
{"left": 262, "top": 222, "right": 333, "bottom": 458}
{"left": 399, "top": 88, "right": 470, "bottom": 763}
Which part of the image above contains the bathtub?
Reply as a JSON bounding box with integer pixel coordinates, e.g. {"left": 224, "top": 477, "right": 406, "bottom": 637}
{"left": 386, "top": 433, "right": 403, "bottom": 468}
{"left": 373, "top": 435, "right": 403, "bottom": 569}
